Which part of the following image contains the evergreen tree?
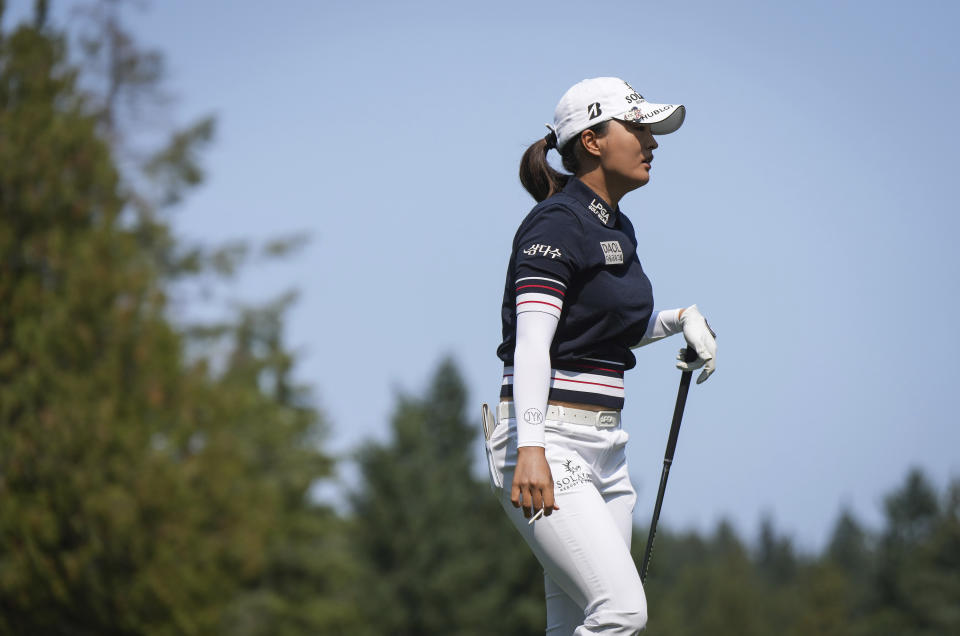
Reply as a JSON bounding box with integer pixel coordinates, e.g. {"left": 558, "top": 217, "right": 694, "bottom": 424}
{"left": 642, "top": 520, "right": 771, "bottom": 636}
{"left": 755, "top": 515, "right": 798, "bottom": 586}
{"left": 350, "top": 357, "right": 543, "bottom": 635}
{"left": 827, "top": 507, "right": 871, "bottom": 577}
{"left": 785, "top": 561, "right": 858, "bottom": 636}
{"left": 862, "top": 469, "right": 959, "bottom": 636}
{"left": 0, "top": 3, "right": 354, "bottom": 634}
{"left": 918, "top": 478, "right": 960, "bottom": 630}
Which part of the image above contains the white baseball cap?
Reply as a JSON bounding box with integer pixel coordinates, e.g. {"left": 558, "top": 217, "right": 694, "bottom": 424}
{"left": 550, "top": 77, "right": 685, "bottom": 150}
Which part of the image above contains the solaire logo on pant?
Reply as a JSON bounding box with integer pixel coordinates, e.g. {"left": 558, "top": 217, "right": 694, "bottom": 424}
{"left": 555, "top": 458, "right": 592, "bottom": 493}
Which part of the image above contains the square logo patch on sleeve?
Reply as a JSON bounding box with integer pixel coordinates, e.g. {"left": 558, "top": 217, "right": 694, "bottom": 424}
{"left": 600, "top": 241, "right": 624, "bottom": 265}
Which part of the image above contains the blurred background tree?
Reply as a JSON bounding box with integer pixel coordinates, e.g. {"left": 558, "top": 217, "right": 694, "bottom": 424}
{"left": 638, "top": 470, "right": 960, "bottom": 636}
{"left": 0, "top": 1, "right": 355, "bottom": 633}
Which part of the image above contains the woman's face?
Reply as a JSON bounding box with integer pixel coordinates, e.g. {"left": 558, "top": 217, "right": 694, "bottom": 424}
{"left": 594, "top": 119, "right": 659, "bottom": 189}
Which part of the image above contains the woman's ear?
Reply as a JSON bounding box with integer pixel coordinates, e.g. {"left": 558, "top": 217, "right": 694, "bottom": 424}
{"left": 579, "top": 128, "right": 603, "bottom": 158}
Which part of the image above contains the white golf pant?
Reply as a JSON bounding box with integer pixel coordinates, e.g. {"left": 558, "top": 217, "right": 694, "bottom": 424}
{"left": 484, "top": 406, "right": 647, "bottom": 635}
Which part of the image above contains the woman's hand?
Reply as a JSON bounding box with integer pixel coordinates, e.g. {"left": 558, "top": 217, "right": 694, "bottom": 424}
{"left": 511, "top": 446, "right": 559, "bottom": 519}
{"left": 677, "top": 304, "right": 717, "bottom": 384}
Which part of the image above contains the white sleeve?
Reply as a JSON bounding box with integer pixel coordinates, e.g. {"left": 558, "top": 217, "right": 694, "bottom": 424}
{"left": 632, "top": 308, "right": 683, "bottom": 348}
{"left": 512, "top": 310, "right": 558, "bottom": 448}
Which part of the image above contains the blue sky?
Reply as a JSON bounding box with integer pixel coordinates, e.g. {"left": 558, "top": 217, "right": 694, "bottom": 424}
{"left": 16, "top": 0, "right": 960, "bottom": 551}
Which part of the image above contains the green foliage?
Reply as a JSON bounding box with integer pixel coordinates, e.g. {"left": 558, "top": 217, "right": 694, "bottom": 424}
{"left": 756, "top": 515, "right": 798, "bottom": 585}
{"left": 635, "top": 470, "right": 960, "bottom": 636}
{"left": 640, "top": 521, "right": 774, "bottom": 636}
{"left": 0, "top": 4, "right": 353, "bottom": 634}
{"left": 860, "top": 469, "right": 960, "bottom": 636}
{"left": 143, "top": 118, "right": 215, "bottom": 207}
{"left": 349, "top": 358, "right": 544, "bottom": 636}
{"left": 828, "top": 507, "right": 872, "bottom": 578}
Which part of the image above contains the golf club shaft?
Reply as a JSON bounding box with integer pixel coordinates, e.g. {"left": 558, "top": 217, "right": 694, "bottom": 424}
{"left": 640, "top": 347, "right": 697, "bottom": 584}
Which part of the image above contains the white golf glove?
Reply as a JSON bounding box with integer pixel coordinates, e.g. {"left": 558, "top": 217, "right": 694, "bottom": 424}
{"left": 677, "top": 304, "right": 716, "bottom": 384}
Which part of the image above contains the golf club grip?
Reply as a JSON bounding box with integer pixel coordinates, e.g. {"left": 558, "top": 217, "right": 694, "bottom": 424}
{"left": 682, "top": 345, "right": 699, "bottom": 363}
{"left": 664, "top": 371, "right": 692, "bottom": 460}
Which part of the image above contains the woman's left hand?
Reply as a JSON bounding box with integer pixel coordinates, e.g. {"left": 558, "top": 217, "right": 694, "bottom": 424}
{"left": 677, "top": 304, "right": 716, "bottom": 384}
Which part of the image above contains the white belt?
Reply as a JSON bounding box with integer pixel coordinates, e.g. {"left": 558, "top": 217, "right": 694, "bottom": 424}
{"left": 498, "top": 401, "right": 620, "bottom": 428}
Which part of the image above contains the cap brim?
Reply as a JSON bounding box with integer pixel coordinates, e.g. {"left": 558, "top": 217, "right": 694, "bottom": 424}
{"left": 617, "top": 103, "right": 685, "bottom": 135}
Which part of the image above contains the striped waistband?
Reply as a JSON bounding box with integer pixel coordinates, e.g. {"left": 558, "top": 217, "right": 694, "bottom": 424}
{"left": 499, "top": 361, "right": 625, "bottom": 410}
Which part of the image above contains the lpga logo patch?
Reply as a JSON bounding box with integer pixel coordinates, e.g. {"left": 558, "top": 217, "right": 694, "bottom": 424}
{"left": 600, "top": 241, "right": 624, "bottom": 265}
{"left": 588, "top": 198, "right": 610, "bottom": 224}
{"left": 555, "top": 458, "right": 592, "bottom": 493}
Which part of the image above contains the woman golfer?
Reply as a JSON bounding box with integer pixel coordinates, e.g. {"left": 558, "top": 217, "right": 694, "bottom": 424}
{"left": 484, "top": 77, "right": 717, "bottom": 634}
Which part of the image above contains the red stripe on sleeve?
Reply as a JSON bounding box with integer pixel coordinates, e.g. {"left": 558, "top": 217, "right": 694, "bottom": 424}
{"left": 517, "top": 300, "right": 562, "bottom": 312}
{"left": 516, "top": 284, "right": 566, "bottom": 296}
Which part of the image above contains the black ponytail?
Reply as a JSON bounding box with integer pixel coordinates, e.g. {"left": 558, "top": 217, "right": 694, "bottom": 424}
{"left": 519, "top": 130, "right": 567, "bottom": 202}
{"left": 518, "top": 122, "right": 610, "bottom": 203}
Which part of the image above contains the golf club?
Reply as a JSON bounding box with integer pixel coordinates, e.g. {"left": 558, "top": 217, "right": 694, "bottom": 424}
{"left": 640, "top": 345, "right": 699, "bottom": 584}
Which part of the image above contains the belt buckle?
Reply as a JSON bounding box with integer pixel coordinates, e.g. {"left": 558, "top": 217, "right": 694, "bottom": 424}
{"left": 596, "top": 411, "right": 618, "bottom": 428}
